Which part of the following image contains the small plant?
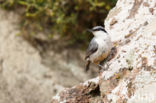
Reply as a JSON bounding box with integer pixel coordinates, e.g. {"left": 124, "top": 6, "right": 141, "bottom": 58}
{"left": 0, "top": 0, "right": 117, "bottom": 47}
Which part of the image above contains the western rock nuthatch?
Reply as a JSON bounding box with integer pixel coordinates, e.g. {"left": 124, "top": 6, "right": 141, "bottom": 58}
{"left": 85, "top": 26, "right": 112, "bottom": 71}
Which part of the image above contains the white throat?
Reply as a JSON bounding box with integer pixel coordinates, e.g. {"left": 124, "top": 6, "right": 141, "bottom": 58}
{"left": 93, "top": 31, "right": 107, "bottom": 38}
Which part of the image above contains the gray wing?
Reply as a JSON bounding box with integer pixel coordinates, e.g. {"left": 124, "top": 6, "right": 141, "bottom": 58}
{"left": 85, "top": 38, "right": 98, "bottom": 60}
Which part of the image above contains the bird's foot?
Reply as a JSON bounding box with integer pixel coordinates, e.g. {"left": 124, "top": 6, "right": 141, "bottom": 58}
{"left": 98, "top": 64, "right": 106, "bottom": 73}
{"left": 98, "top": 63, "right": 110, "bottom": 73}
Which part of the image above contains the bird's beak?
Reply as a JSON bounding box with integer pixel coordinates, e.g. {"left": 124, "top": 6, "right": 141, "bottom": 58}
{"left": 87, "top": 29, "right": 93, "bottom": 33}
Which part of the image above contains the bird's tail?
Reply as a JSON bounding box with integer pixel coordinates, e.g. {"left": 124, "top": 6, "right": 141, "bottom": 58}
{"left": 85, "top": 61, "right": 91, "bottom": 72}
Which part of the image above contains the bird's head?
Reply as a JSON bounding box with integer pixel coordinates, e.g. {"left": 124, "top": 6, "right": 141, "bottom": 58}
{"left": 87, "top": 26, "right": 107, "bottom": 37}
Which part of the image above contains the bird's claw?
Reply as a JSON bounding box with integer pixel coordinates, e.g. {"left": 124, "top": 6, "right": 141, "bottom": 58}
{"left": 98, "top": 63, "right": 110, "bottom": 73}
{"left": 98, "top": 64, "right": 106, "bottom": 72}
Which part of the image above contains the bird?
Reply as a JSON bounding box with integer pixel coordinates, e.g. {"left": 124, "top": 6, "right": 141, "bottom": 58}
{"left": 85, "top": 26, "right": 112, "bottom": 71}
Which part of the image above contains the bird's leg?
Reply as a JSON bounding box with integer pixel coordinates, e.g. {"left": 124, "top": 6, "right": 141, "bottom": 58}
{"left": 98, "top": 61, "right": 106, "bottom": 73}
{"left": 98, "top": 64, "right": 105, "bottom": 73}
{"left": 98, "top": 57, "right": 110, "bottom": 72}
{"left": 98, "top": 63, "right": 107, "bottom": 70}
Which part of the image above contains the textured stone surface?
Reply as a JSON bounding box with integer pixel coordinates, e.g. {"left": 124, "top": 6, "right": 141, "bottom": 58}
{"left": 0, "top": 7, "right": 98, "bottom": 103}
{"left": 0, "top": 9, "right": 93, "bottom": 103}
{"left": 52, "top": 0, "right": 156, "bottom": 102}
{"left": 0, "top": 9, "right": 62, "bottom": 103}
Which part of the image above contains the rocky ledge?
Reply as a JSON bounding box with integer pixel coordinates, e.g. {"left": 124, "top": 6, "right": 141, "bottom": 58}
{"left": 52, "top": 0, "right": 156, "bottom": 103}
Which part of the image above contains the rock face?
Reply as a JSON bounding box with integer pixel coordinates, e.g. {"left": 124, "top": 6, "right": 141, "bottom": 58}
{"left": 52, "top": 0, "right": 156, "bottom": 103}
{"left": 0, "top": 10, "right": 62, "bottom": 103}
{"left": 0, "top": 9, "right": 93, "bottom": 103}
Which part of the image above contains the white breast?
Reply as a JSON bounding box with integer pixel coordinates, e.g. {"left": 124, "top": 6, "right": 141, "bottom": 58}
{"left": 89, "top": 33, "right": 112, "bottom": 62}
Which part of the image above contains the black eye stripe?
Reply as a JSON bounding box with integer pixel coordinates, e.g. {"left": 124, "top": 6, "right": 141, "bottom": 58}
{"left": 93, "top": 28, "right": 107, "bottom": 32}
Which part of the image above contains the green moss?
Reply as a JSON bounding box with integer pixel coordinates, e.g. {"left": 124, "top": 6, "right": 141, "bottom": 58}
{"left": 0, "top": 0, "right": 117, "bottom": 47}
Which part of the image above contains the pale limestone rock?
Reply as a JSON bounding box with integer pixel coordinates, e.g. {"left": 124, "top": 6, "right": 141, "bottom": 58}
{"left": 0, "top": 9, "right": 64, "bottom": 103}
{"left": 0, "top": 8, "right": 93, "bottom": 103}
{"left": 52, "top": 0, "right": 156, "bottom": 102}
